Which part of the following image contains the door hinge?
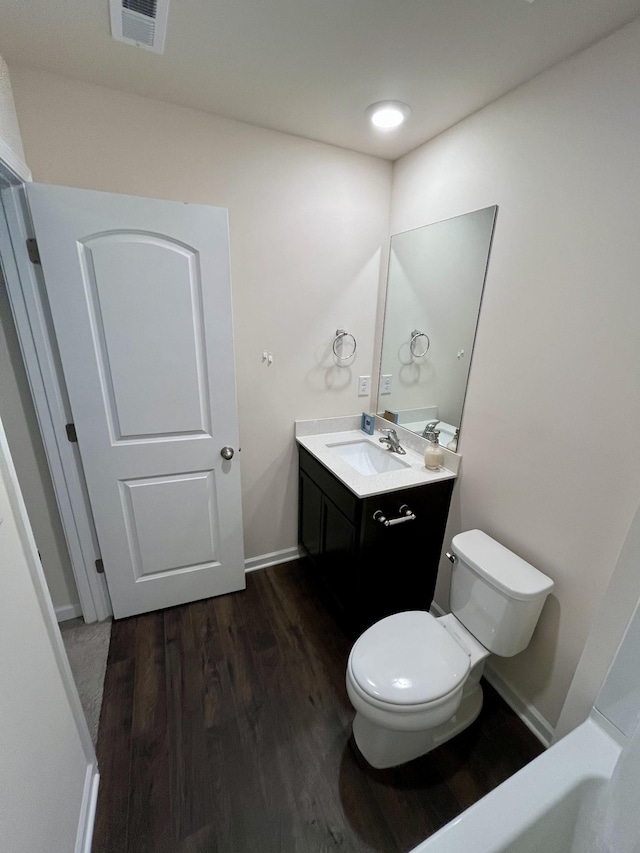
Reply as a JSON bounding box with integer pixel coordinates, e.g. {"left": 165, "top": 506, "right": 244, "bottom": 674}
{"left": 26, "top": 237, "right": 41, "bottom": 265}
{"left": 95, "top": 558, "right": 105, "bottom": 574}
{"left": 65, "top": 423, "right": 78, "bottom": 443}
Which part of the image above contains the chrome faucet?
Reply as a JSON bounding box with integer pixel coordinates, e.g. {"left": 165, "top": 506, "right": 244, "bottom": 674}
{"left": 379, "top": 428, "right": 407, "bottom": 455}
{"left": 422, "top": 420, "right": 440, "bottom": 439}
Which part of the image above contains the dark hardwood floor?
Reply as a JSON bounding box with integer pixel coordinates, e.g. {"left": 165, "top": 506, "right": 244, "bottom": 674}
{"left": 93, "top": 560, "right": 544, "bottom": 853}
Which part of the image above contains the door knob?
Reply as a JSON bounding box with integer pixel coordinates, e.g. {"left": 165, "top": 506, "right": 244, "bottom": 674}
{"left": 220, "top": 446, "right": 234, "bottom": 460}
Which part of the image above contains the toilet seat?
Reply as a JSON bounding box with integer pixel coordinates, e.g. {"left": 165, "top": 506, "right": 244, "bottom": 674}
{"left": 349, "top": 611, "right": 471, "bottom": 707}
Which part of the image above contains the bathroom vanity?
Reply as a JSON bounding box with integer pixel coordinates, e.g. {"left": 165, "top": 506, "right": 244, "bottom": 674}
{"left": 296, "top": 419, "right": 459, "bottom": 631}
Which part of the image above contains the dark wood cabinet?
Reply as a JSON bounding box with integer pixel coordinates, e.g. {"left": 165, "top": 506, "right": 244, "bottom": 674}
{"left": 298, "top": 445, "right": 454, "bottom": 631}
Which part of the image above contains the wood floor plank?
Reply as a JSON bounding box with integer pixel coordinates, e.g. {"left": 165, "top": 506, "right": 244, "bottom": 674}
{"left": 94, "top": 560, "right": 545, "bottom": 852}
{"left": 177, "top": 824, "right": 219, "bottom": 853}
{"left": 126, "top": 612, "right": 171, "bottom": 853}
{"left": 208, "top": 588, "right": 289, "bottom": 852}
{"left": 164, "top": 604, "right": 216, "bottom": 844}
{"left": 93, "top": 616, "right": 137, "bottom": 853}
{"left": 105, "top": 615, "right": 137, "bottom": 665}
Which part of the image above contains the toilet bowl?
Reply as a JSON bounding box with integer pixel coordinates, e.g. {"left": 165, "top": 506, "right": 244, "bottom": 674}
{"left": 346, "top": 610, "right": 489, "bottom": 768}
{"left": 346, "top": 529, "right": 554, "bottom": 769}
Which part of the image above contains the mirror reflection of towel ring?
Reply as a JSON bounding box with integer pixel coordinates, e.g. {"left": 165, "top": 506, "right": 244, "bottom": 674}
{"left": 410, "top": 329, "right": 430, "bottom": 358}
{"left": 333, "top": 328, "right": 357, "bottom": 361}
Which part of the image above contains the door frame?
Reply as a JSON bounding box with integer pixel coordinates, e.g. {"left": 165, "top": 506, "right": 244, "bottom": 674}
{"left": 0, "top": 158, "right": 112, "bottom": 621}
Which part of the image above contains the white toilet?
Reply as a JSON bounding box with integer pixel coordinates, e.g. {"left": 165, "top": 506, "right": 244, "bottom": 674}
{"left": 346, "top": 529, "right": 554, "bottom": 769}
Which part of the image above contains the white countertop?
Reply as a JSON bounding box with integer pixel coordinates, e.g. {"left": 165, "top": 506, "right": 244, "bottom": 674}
{"left": 295, "top": 418, "right": 460, "bottom": 498}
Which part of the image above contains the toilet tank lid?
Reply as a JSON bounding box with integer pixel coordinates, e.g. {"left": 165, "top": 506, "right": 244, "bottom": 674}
{"left": 452, "top": 530, "right": 554, "bottom": 601}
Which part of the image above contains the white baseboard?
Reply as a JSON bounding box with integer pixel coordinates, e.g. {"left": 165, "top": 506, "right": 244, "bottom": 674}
{"left": 75, "top": 763, "right": 99, "bottom": 853}
{"left": 429, "top": 600, "right": 554, "bottom": 748}
{"left": 244, "top": 546, "right": 301, "bottom": 574}
{"left": 483, "top": 664, "right": 554, "bottom": 748}
{"left": 55, "top": 602, "right": 83, "bottom": 622}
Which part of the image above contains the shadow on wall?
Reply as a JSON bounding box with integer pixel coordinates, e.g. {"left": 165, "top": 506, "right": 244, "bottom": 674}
{"left": 434, "top": 481, "right": 561, "bottom": 726}
{"left": 309, "top": 336, "right": 354, "bottom": 393}
{"left": 492, "top": 585, "right": 560, "bottom": 703}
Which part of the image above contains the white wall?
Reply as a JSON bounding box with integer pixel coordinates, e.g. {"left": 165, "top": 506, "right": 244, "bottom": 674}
{"left": 9, "top": 66, "right": 392, "bottom": 566}
{"left": 390, "top": 17, "right": 640, "bottom": 730}
{"left": 0, "top": 415, "right": 92, "bottom": 852}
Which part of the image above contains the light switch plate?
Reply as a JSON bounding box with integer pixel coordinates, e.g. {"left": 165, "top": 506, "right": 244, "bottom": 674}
{"left": 380, "top": 374, "right": 392, "bottom": 395}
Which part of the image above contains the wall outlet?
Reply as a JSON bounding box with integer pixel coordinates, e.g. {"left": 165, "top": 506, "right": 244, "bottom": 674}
{"left": 358, "top": 375, "right": 371, "bottom": 396}
{"left": 380, "top": 374, "right": 392, "bottom": 395}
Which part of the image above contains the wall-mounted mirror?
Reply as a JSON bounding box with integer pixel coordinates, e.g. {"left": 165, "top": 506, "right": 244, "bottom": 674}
{"left": 377, "top": 206, "right": 497, "bottom": 447}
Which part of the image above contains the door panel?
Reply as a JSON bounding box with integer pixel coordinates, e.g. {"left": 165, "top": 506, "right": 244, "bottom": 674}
{"left": 321, "top": 497, "right": 356, "bottom": 615}
{"left": 80, "top": 232, "right": 211, "bottom": 439}
{"left": 299, "top": 469, "right": 322, "bottom": 560}
{"left": 26, "top": 183, "right": 245, "bottom": 618}
{"left": 120, "top": 469, "right": 219, "bottom": 579}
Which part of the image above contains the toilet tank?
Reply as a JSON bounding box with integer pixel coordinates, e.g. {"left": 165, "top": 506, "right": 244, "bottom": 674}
{"left": 450, "top": 530, "right": 554, "bottom": 657}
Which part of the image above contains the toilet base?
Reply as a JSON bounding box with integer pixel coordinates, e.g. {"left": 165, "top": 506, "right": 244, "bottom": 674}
{"left": 352, "top": 683, "right": 484, "bottom": 769}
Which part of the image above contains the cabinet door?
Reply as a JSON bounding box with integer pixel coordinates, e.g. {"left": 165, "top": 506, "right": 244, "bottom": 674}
{"left": 299, "top": 470, "right": 323, "bottom": 561}
{"left": 361, "top": 481, "right": 454, "bottom": 622}
{"left": 321, "top": 496, "right": 356, "bottom": 614}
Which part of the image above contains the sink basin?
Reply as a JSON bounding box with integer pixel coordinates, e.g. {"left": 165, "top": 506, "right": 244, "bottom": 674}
{"left": 326, "top": 440, "right": 410, "bottom": 476}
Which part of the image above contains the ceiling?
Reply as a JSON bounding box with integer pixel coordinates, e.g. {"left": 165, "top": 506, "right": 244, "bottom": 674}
{"left": 1, "top": 0, "right": 639, "bottom": 160}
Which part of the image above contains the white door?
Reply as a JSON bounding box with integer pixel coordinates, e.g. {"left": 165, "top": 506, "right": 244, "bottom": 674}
{"left": 26, "top": 183, "right": 245, "bottom": 619}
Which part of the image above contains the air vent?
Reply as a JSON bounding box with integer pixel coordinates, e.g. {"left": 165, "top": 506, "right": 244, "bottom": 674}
{"left": 110, "top": 0, "right": 169, "bottom": 54}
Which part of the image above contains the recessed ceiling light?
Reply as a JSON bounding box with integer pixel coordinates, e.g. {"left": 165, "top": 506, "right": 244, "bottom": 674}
{"left": 366, "top": 101, "right": 411, "bottom": 130}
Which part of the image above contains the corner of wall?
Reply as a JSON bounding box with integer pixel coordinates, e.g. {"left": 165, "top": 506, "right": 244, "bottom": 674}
{"left": 555, "top": 497, "right": 640, "bottom": 742}
{"left": 0, "top": 55, "right": 30, "bottom": 180}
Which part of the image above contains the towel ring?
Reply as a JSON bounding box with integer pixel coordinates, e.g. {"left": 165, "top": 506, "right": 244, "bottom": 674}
{"left": 332, "top": 329, "right": 357, "bottom": 360}
{"left": 410, "top": 329, "right": 430, "bottom": 358}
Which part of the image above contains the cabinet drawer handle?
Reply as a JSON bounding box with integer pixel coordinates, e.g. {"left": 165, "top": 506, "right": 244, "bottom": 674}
{"left": 373, "top": 504, "right": 416, "bottom": 527}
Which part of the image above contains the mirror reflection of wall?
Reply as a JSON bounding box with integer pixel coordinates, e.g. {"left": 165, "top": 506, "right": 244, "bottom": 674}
{"left": 378, "top": 205, "right": 497, "bottom": 446}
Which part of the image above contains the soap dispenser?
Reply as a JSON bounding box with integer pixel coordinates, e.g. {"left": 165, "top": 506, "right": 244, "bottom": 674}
{"left": 447, "top": 428, "right": 459, "bottom": 453}
{"left": 424, "top": 431, "right": 444, "bottom": 470}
